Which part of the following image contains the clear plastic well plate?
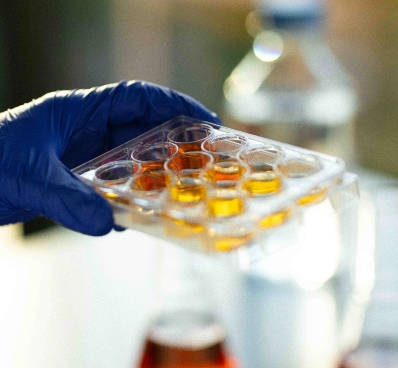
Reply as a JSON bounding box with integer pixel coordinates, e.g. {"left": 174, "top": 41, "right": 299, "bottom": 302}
{"left": 72, "top": 115, "right": 358, "bottom": 255}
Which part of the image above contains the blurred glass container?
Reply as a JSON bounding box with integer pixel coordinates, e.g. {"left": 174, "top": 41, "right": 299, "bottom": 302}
{"left": 222, "top": 0, "right": 358, "bottom": 166}
{"left": 337, "top": 184, "right": 398, "bottom": 368}
{"left": 224, "top": 172, "right": 374, "bottom": 368}
{"left": 135, "top": 244, "right": 240, "bottom": 368}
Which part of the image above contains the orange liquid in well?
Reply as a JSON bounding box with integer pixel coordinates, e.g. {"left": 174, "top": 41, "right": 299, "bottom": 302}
{"left": 204, "top": 163, "right": 247, "bottom": 184}
{"left": 131, "top": 171, "right": 169, "bottom": 192}
{"left": 176, "top": 142, "right": 205, "bottom": 153}
{"left": 141, "top": 162, "right": 167, "bottom": 173}
{"left": 167, "top": 152, "right": 212, "bottom": 173}
{"left": 168, "top": 125, "right": 212, "bottom": 153}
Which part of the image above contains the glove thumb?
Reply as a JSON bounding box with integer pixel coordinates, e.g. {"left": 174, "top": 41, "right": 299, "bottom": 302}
{"left": 33, "top": 160, "right": 114, "bottom": 236}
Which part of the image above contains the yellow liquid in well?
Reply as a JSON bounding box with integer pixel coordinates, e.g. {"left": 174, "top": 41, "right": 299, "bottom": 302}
{"left": 164, "top": 217, "right": 205, "bottom": 238}
{"left": 260, "top": 209, "right": 291, "bottom": 228}
{"left": 98, "top": 189, "right": 130, "bottom": 206}
{"left": 206, "top": 233, "right": 254, "bottom": 252}
{"left": 298, "top": 187, "right": 328, "bottom": 206}
{"left": 242, "top": 172, "right": 282, "bottom": 196}
{"left": 169, "top": 178, "right": 207, "bottom": 203}
{"left": 207, "top": 194, "right": 245, "bottom": 218}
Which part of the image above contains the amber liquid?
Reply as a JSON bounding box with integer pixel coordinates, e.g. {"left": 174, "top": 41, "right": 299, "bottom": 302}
{"left": 138, "top": 339, "right": 238, "bottom": 368}
{"left": 203, "top": 162, "right": 247, "bottom": 184}
{"left": 168, "top": 125, "right": 212, "bottom": 154}
{"left": 137, "top": 312, "right": 238, "bottom": 368}
{"left": 176, "top": 142, "right": 206, "bottom": 154}
{"left": 167, "top": 152, "right": 212, "bottom": 174}
{"left": 141, "top": 162, "right": 167, "bottom": 173}
{"left": 241, "top": 172, "right": 282, "bottom": 196}
{"left": 130, "top": 170, "right": 170, "bottom": 192}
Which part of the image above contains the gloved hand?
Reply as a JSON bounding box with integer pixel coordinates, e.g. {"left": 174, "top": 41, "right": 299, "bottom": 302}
{"left": 0, "top": 80, "right": 221, "bottom": 235}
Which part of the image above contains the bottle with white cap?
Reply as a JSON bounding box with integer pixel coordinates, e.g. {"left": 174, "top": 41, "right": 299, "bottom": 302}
{"left": 222, "top": 0, "right": 358, "bottom": 166}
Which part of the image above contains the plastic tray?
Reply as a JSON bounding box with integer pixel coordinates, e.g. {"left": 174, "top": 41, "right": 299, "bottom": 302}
{"left": 72, "top": 115, "right": 358, "bottom": 255}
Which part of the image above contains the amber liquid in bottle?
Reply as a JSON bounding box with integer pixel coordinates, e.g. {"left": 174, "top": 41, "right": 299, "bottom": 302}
{"left": 138, "top": 338, "right": 237, "bottom": 368}
{"left": 137, "top": 312, "right": 238, "bottom": 368}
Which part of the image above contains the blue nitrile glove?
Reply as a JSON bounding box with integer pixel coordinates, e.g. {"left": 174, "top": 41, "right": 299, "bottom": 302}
{"left": 0, "top": 80, "right": 221, "bottom": 235}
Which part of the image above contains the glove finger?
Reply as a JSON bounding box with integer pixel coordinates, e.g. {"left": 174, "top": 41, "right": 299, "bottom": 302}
{"left": 109, "top": 80, "right": 221, "bottom": 125}
{"left": 113, "top": 224, "right": 126, "bottom": 232}
{"left": 61, "top": 81, "right": 222, "bottom": 169}
{"left": 106, "top": 81, "right": 222, "bottom": 147}
{"left": 0, "top": 208, "right": 38, "bottom": 226}
{"left": 30, "top": 161, "right": 114, "bottom": 236}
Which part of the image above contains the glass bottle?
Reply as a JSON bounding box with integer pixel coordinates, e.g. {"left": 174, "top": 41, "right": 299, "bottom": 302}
{"left": 337, "top": 184, "right": 398, "bottom": 368}
{"left": 135, "top": 243, "right": 239, "bottom": 368}
{"left": 222, "top": 0, "right": 358, "bottom": 167}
